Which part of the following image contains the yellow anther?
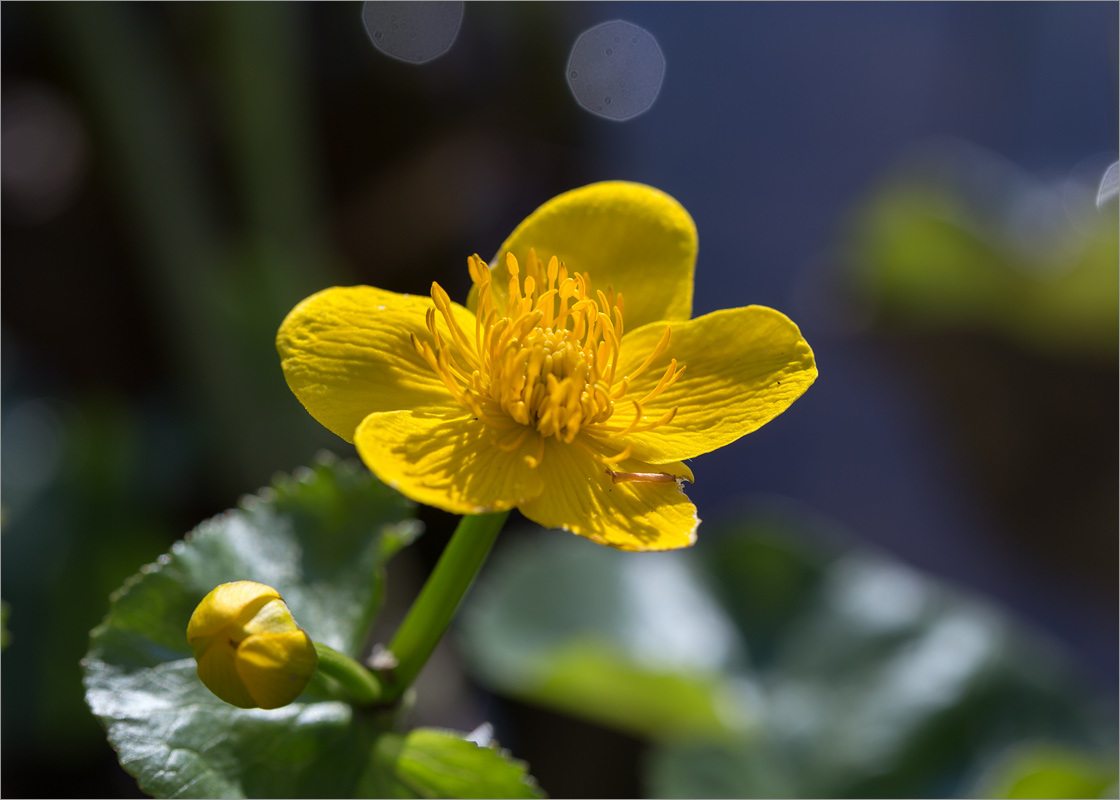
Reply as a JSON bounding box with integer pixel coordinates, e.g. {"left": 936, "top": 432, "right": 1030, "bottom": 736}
{"left": 467, "top": 254, "right": 489, "bottom": 285}
{"left": 417, "top": 251, "right": 685, "bottom": 470}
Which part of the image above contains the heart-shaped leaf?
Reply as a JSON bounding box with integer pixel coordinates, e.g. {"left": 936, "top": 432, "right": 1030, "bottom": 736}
{"left": 83, "top": 454, "right": 543, "bottom": 798}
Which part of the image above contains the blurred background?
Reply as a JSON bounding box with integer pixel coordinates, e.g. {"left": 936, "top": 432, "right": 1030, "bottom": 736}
{"left": 2, "top": 2, "right": 1116, "bottom": 797}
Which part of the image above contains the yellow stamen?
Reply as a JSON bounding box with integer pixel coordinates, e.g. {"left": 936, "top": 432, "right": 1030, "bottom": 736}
{"left": 416, "top": 251, "right": 688, "bottom": 468}
{"left": 600, "top": 444, "right": 633, "bottom": 465}
{"left": 624, "top": 326, "right": 672, "bottom": 383}
{"left": 525, "top": 433, "right": 545, "bottom": 468}
{"left": 636, "top": 360, "right": 686, "bottom": 406}
{"left": 496, "top": 426, "right": 531, "bottom": 452}
{"left": 616, "top": 401, "right": 646, "bottom": 438}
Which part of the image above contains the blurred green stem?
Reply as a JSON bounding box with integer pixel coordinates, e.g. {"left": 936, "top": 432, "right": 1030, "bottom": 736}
{"left": 211, "top": 2, "right": 334, "bottom": 302}
{"left": 40, "top": 4, "right": 333, "bottom": 484}
{"left": 313, "top": 642, "right": 383, "bottom": 705}
{"left": 382, "top": 511, "right": 509, "bottom": 703}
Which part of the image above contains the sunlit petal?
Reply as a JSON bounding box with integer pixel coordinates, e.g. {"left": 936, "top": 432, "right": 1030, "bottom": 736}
{"left": 187, "top": 581, "right": 281, "bottom": 642}
{"left": 609, "top": 306, "right": 817, "bottom": 464}
{"left": 519, "top": 436, "right": 698, "bottom": 551}
{"left": 472, "top": 182, "right": 697, "bottom": 331}
{"left": 354, "top": 409, "right": 546, "bottom": 515}
{"left": 195, "top": 642, "right": 257, "bottom": 709}
{"left": 278, "top": 286, "right": 474, "bottom": 442}
{"left": 236, "top": 631, "right": 318, "bottom": 710}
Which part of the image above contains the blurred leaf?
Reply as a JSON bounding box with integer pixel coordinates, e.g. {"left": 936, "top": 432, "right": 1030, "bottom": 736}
{"left": 699, "top": 524, "right": 833, "bottom": 670}
{"left": 1, "top": 600, "right": 10, "bottom": 650}
{"left": 645, "top": 743, "right": 795, "bottom": 799}
{"left": 459, "top": 533, "right": 754, "bottom": 742}
{"left": 654, "top": 518, "right": 1115, "bottom": 798}
{"left": 84, "top": 454, "right": 544, "bottom": 798}
{"left": 1, "top": 394, "right": 195, "bottom": 759}
{"left": 460, "top": 515, "right": 1114, "bottom": 798}
{"left": 524, "top": 641, "right": 747, "bottom": 743}
{"left": 358, "top": 728, "right": 545, "bottom": 799}
{"left": 972, "top": 742, "right": 1118, "bottom": 799}
{"left": 847, "top": 147, "right": 1119, "bottom": 358}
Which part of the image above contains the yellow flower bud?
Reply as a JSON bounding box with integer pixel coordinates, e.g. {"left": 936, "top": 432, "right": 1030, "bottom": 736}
{"left": 186, "top": 581, "right": 318, "bottom": 710}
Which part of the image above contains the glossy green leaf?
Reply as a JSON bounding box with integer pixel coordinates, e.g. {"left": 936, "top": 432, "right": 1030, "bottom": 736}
{"left": 83, "top": 454, "right": 545, "bottom": 798}
{"left": 459, "top": 532, "right": 755, "bottom": 742}
{"left": 358, "top": 728, "right": 545, "bottom": 799}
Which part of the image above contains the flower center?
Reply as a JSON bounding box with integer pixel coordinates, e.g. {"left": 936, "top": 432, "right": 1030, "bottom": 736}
{"left": 414, "top": 250, "right": 684, "bottom": 467}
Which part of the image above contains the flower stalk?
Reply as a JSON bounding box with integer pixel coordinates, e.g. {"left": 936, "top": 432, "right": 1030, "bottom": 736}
{"left": 380, "top": 510, "right": 509, "bottom": 703}
{"left": 313, "top": 642, "right": 384, "bottom": 705}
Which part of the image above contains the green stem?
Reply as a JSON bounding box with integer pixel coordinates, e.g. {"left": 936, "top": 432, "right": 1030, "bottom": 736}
{"left": 313, "top": 642, "right": 383, "bottom": 705}
{"left": 382, "top": 511, "right": 509, "bottom": 702}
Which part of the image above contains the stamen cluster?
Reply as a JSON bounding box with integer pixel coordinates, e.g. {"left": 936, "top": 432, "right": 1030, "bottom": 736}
{"left": 413, "top": 251, "right": 685, "bottom": 467}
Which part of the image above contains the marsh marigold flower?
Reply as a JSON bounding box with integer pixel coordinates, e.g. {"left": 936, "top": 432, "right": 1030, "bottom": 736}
{"left": 278, "top": 182, "right": 816, "bottom": 550}
{"left": 187, "top": 581, "right": 318, "bottom": 709}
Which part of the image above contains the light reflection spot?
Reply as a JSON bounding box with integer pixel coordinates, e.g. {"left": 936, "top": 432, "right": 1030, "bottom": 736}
{"left": 567, "top": 20, "right": 664, "bottom": 121}
{"left": 361, "top": 1, "right": 463, "bottom": 64}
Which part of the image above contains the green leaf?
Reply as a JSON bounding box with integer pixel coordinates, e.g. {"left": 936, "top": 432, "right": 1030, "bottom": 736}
{"left": 85, "top": 656, "right": 391, "bottom": 797}
{"left": 644, "top": 743, "right": 795, "bottom": 799}
{"left": 86, "top": 453, "right": 419, "bottom": 669}
{"left": 972, "top": 743, "right": 1119, "bottom": 799}
{"left": 84, "top": 453, "right": 539, "bottom": 799}
{"left": 458, "top": 513, "right": 1113, "bottom": 798}
{"left": 846, "top": 162, "right": 1120, "bottom": 358}
{"left": 358, "top": 728, "right": 546, "bottom": 799}
{"left": 646, "top": 515, "right": 1115, "bottom": 799}
{"left": 459, "top": 531, "right": 755, "bottom": 742}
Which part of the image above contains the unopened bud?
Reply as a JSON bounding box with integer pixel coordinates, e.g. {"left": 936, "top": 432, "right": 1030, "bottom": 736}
{"left": 186, "top": 581, "right": 318, "bottom": 710}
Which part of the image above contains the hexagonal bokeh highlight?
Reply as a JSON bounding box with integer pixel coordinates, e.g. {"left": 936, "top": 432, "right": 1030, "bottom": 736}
{"left": 361, "top": 1, "right": 464, "bottom": 64}
{"left": 567, "top": 20, "right": 665, "bottom": 121}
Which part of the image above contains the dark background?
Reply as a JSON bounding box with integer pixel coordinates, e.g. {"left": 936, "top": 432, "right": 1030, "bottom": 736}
{"left": 2, "top": 3, "right": 1116, "bottom": 797}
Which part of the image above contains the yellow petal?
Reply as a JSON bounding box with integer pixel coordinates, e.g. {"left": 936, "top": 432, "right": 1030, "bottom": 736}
{"left": 277, "top": 286, "right": 474, "bottom": 443}
{"left": 187, "top": 581, "right": 281, "bottom": 642}
{"left": 471, "top": 182, "right": 697, "bottom": 331}
{"left": 518, "top": 436, "right": 698, "bottom": 552}
{"left": 196, "top": 641, "right": 257, "bottom": 709}
{"left": 613, "top": 306, "right": 817, "bottom": 463}
{"left": 236, "top": 631, "right": 318, "bottom": 710}
{"left": 354, "top": 410, "right": 546, "bottom": 515}
{"left": 242, "top": 598, "right": 300, "bottom": 637}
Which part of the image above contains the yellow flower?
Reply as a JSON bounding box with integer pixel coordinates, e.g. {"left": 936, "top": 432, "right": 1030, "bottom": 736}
{"left": 186, "top": 581, "right": 318, "bottom": 709}
{"left": 278, "top": 182, "right": 816, "bottom": 551}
